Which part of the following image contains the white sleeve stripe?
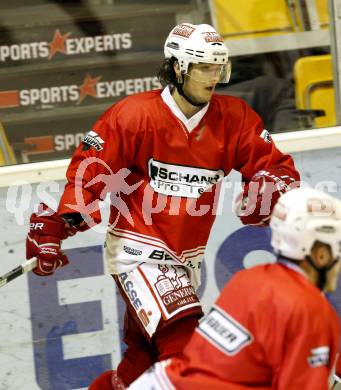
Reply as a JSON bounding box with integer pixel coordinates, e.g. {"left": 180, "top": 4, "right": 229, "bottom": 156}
{"left": 27, "top": 235, "right": 39, "bottom": 247}
{"left": 27, "top": 236, "right": 60, "bottom": 248}
{"left": 39, "top": 243, "right": 59, "bottom": 247}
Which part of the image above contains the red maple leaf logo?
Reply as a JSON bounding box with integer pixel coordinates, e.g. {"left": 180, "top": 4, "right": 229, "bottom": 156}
{"left": 77, "top": 73, "right": 102, "bottom": 104}
{"left": 48, "top": 29, "right": 71, "bottom": 60}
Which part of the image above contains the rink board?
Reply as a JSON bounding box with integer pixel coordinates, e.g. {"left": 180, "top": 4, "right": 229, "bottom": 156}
{"left": 1, "top": 146, "right": 341, "bottom": 389}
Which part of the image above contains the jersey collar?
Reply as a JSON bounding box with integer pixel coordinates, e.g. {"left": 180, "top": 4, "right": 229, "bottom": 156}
{"left": 161, "top": 86, "right": 209, "bottom": 132}
{"left": 278, "top": 259, "right": 308, "bottom": 279}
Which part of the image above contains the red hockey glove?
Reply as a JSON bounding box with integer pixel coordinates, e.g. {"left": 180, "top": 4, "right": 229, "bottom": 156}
{"left": 234, "top": 169, "right": 298, "bottom": 226}
{"left": 88, "top": 370, "right": 125, "bottom": 390}
{"left": 26, "top": 203, "right": 77, "bottom": 276}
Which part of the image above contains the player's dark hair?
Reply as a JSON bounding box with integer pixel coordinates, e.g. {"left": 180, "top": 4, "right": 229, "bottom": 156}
{"left": 158, "top": 57, "right": 205, "bottom": 107}
{"left": 157, "top": 57, "right": 178, "bottom": 87}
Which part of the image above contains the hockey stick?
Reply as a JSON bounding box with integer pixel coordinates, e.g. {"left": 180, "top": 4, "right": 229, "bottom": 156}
{"left": 0, "top": 257, "right": 37, "bottom": 288}
{"left": 330, "top": 380, "right": 338, "bottom": 389}
{"left": 331, "top": 376, "right": 341, "bottom": 390}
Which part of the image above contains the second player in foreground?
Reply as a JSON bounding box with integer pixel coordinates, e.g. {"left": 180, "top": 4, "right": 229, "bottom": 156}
{"left": 128, "top": 187, "right": 341, "bottom": 390}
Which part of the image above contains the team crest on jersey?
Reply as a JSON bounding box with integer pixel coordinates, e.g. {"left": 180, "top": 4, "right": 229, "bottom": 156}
{"left": 260, "top": 129, "right": 272, "bottom": 143}
{"left": 82, "top": 130, "right": 104, "bottom": 151}
{"left": 153, "top": 264, "right": 200, "bottom": 317}
{"left": 307, "top": 346, "right": 330, "bottom": 367}
{"left": 197, "top": 306, "right": 253, "bottom": 355}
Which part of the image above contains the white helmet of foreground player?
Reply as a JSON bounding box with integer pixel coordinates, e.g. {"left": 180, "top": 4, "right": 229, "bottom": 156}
{"left": 270, "top": 187, "right": 341, "bottom": 261}
{"left": 164, "top": 23, "right": 231, "bottom": 84}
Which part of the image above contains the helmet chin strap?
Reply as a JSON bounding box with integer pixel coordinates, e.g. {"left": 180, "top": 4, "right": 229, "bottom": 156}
{"left": 305, "top": 255, "right": 339, "bottom": 290}
{"left": 173, "top": 76, "right": 207, "bottom": 108}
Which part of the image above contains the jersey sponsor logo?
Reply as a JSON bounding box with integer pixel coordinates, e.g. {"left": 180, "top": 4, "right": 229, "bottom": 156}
{"left": 149, "top": 250, "right": 174, "bottom": 261}
{"left": 0, "top": 74, "right": 161, "bottom": 109}
{"left": 260, "top": 129, "right": 272, "bottom": 143}
{"left": 307, "top": 346, "right": 330, "bottom": 367}
{"left": 202, "top": 32, "right": 224, "bottom": 43}
{"left": 118, "top": 272, "right": 143, "bottom": 310}
{"left": 148, "top": 158, "right": 224, "bottom": 198}
{"left": 82, "top": 131, "right": 104, "bottom": 151}
{"left": 123, "top": 245, "right": 142, "bottom": 256}
{"left": 118, "top": 272, "right": 152, "bottom": 326}
{"left": 172, "top": 24, "right": 195, "bottom": 38}
{"left": 148, "top": 250, "right": 202, "bottom": 270}
{"left": 0, "top": 29, "right": 132, "bottom": 62}
{"left": 154, "top": 264, "right": 199, "bottom": 315}
{"left": 197, "top": 306, "right": 253, "bottom": 355}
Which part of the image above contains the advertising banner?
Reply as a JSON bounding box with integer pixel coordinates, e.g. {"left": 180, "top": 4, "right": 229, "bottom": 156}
{"left": 0, "top": 8, "right": 177, "bottom": 163}
{"left": 0, "top": 12, "right": 175, "bottom": 67}
{"left": 0, "top": 63, "right": 162, "bottom": 114}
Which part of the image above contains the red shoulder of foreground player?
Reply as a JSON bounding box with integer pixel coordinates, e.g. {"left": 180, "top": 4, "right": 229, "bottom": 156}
{"left": 128, "top": 187, "right": 341, "bottom": 390}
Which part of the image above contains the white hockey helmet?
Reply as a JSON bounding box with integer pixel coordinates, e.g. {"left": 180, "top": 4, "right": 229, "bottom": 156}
{"left": 164, "top": 23, "right": 231, "bottom": 83}
{"left": 270, "top": 187, "right": 341, "bottom": 261}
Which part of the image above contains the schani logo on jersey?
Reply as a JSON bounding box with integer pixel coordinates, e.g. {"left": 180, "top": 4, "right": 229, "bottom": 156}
{"left": 148, "top": 158, "right": 224, "bottom": 198}
{"left": 197, "top": 306, "right": 253, "bottom": 356}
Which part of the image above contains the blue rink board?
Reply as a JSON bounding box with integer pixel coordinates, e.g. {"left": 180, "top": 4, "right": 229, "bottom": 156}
{"left": 28, "top": 225, "right": 341, "bottom": 389}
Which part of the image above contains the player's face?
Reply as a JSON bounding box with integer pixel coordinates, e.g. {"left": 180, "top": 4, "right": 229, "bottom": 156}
{"left": 183, "top": 63, "right": 223, "bottom": 105}
{"left": 325, "top": 259, "right": 341, "bottom": 292}
{"left": 311, "top": 243, "right": 341, "bottom": 292}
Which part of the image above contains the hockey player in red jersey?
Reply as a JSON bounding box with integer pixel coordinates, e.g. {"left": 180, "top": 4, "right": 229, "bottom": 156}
{"left": 26, "top": 22, "right": 299, "bottom": 387}
{"left": 128, "top": 187, "right": 341, "bottom": 390}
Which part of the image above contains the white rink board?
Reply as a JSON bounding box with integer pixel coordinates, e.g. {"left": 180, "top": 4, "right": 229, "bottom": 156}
{"left": 1, "top": 145, "right": 341, "bottom": 389}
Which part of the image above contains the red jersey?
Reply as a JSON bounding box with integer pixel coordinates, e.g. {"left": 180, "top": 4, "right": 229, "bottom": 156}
{"left": 58, "top": 88, "right": 299, "bottom": 278}
{"left": 164, "top": 262, "right": 341, "bottom": 389}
